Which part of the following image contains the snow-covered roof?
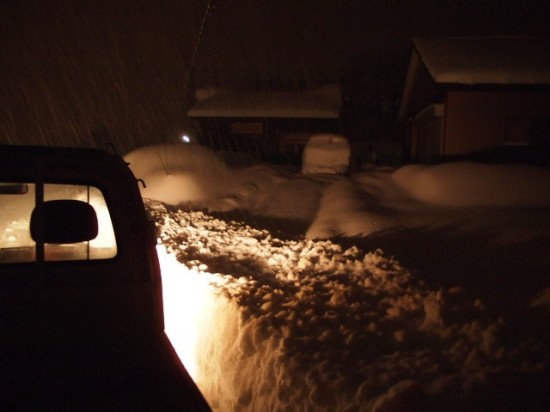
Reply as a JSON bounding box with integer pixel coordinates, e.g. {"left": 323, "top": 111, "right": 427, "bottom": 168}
{"left": 414, "top": 37, "right": 550, "bottom": 85}
{"left": 398, "top": 37, "right": 550, "bottom": 121}
{"left": 187, "top": 85, "right": 341, "bottom": 119}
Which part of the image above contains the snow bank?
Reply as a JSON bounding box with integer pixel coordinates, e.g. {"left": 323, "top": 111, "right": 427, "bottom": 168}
{"left": 391, "top": 162, "right": 550, "bottom": 208}
{"left": 307, "top": 162, "right": 550, "bottom": 239}
{"left": 124, "top": 144, "right": 327, "bottom": 222}
{"left": 306, "top": 169, "right": 417, "bottom": 239}
{"left": 208, "top": 165, "right": 327, "bottom": 221}
{"left": 306, "top": 178, "right": 401, "bottom": 239}
{"left": 124, "top": 144, "right": 234, "bottom": 205}
{"left": 126, "top": 144, "right": 550, "bottom": 410}
{"left": 149, "top": 202, "right": 550, "bottom": 412}
{"left": 125, "top": 144, "right": 550, "bottom": 228}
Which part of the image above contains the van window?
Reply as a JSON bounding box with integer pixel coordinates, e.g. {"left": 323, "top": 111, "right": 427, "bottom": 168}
{"left": 0, "top": 182, "right": 35, "bottom": 262}
{"left": 0, "top": 183, "right": 117, "bottom": 263}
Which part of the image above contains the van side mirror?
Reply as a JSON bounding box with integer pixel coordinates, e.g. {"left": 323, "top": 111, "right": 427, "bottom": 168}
{"left": 31, "top": 200, "right": 99, "bottom": 244}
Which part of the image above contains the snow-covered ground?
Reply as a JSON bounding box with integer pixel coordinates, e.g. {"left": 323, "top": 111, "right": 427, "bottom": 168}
{"left": 126, "top": 144, "right": 550, "bottom": 411}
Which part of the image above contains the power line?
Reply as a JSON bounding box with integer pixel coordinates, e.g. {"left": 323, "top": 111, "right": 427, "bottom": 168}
{"left": 183, "top": 0, "right": 216, "bottom": 99}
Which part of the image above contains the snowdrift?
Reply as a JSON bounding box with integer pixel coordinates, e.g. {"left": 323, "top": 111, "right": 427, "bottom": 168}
{"left": 152, "top": 204, "right": 550, "bottom": 412}
{"left": 391, "top": 162, "right": 550, "bottom": 208}
{"left": 125, "top": 145, "right": 550, "bottom": 237}
{"left": 308, "top": 162, "right": 550, "bottom": 239}
{"left": 128, "top": 144, "right": 550, "bottom": 412}
{"left": 125, "top": 144, "right": 328, "bottom": 221}
{"left": 124, "top": 144, "right": 234, "bottom": 205}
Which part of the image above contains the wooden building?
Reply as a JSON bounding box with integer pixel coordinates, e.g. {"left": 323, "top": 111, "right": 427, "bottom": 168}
{"left": 398, "top": 37, "right": 550, "bottom": 164}
{"left": 186, "top": 85, "right": 342, "bottom": 163}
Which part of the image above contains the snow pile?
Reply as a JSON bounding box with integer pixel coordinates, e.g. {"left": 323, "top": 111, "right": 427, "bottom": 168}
{"left": 306, "top": 174, "right": 412, "bottom": 239}
{"left": 126, "top": 144, "right": 550, "bottom": 411}
{"left": 307, "top": 162, "right": 550, "bottom": 239}
{"left": 390, "top": 162, "right": 550, "bottom": 208}
{"left": 302, "top": 134, "right": 351, "bottom": 175}
{"left": 207, "top": 165, "right": 327, "bottom": 221}
{"left": 148, "top": 202, "right": 549, "bottom": 412}
{"left": 124, "top": 144, "right": 234, "bottom": 205}
{"left": 125, "top": 144, "right": 330, "bottom": 222}
{"left": 126, "top": 144, "right": 550, "bottom": 239}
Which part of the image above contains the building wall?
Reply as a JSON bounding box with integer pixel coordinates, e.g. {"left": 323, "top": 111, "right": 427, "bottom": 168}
{"left": 194, "top": 117, "right": 341, "bottom": 164}
{"left": 410, "top": 104, "right": 443, "bottom": 162}
{"left": 444, "top": 90, "right": 550, "bottom": 155}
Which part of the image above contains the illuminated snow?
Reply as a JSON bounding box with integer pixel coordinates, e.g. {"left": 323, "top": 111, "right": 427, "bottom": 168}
{"left": 124, "top": 144, "right": 234, "bottom": 205}
{"left": 302, "top": 134, "right": 351, "bottom": 175}
{"left": 126, "top": 144, "right": 550, "bottom": 411}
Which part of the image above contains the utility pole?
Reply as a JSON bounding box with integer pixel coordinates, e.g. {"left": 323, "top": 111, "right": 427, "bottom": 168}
{"left": 183, "top": 0, "right": 216, "bottom": 101}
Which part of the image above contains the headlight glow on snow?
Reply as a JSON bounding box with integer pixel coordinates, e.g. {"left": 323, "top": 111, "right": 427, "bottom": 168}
{"left": 156, "top": 245, "right": 219, "bottom": 383}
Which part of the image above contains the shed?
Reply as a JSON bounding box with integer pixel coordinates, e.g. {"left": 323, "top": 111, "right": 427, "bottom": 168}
{"left": 187, "top": 85, "right": 342, "bottom": 163}
{"left": 398, "top": 37, "right": 550, "bottom": 164}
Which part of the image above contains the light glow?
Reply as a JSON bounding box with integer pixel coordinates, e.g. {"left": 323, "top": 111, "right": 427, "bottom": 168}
{"left": 88, "top": 195, "right": 117, "bottom": 255}
{"left": 157, "top": 245, "right": 217, "bottom": 383}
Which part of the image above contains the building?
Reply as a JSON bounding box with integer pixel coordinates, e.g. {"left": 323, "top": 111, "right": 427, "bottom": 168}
{"left": 398, "top": 37, "right": 550, "bottom": 164}
{"left": 186, "top": 85, "right": 342, "bottom": 164}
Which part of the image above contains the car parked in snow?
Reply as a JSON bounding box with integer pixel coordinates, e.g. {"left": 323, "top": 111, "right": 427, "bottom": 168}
{"left": 0, "top": 145, "right": 211, "bottom": 410}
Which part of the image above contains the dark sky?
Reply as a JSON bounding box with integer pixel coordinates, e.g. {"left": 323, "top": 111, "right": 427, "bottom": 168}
{"left": 1, "top": 0, "right": 549, "bottom": 151}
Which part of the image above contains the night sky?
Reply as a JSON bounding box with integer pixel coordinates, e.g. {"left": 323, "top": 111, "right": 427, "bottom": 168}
{"left": 1, "top": 0, "right": 549, "bottom": 152}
